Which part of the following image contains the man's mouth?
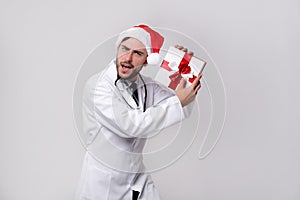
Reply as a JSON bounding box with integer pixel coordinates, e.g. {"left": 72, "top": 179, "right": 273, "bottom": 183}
{"left": 120, "top": 62, "right": 134, "bottom": 73}
{"left": 121, "top": 62, "right": 134, "bottom": 69}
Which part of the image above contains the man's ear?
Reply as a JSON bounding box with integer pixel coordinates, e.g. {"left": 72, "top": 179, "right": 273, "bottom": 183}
{"left": 144, "top": 59, "right": 148, "bottom": 66}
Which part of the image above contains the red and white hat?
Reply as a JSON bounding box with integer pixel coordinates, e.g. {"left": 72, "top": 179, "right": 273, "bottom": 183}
{"left": 115, "top": 24, "right": 164, "bottom": 65}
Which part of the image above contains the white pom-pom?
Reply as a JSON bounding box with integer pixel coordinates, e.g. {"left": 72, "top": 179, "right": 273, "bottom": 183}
{"left": 147, "top": 53, "right": 161, "bottom": 65}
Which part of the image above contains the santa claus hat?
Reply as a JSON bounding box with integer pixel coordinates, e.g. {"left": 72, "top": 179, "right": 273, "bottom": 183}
{"left": 115, "top": 24, "right": 164, "bottom": 65}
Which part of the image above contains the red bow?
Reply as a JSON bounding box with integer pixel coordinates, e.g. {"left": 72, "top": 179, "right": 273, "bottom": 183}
{"left": 161, "top": 53, "right": 197, "bottom": 90}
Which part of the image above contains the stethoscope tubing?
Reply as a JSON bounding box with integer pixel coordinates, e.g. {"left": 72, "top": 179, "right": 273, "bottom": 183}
{"left": 114, "top": 73, "right": 147, "bottom": 112}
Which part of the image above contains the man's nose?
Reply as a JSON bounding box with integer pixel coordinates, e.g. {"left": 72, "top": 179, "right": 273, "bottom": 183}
{"left": 125, "top": 51, "right": 133, "bottom": 62}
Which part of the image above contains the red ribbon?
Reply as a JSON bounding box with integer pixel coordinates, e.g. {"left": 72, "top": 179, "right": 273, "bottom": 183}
{"left": 178, "top": 53, "right": 192, "bottom": 74}
{"left": 161, "top": 60, "right": 172, "bottom": 71}
{"left": 168, "top": 71, "right": 182, "bottom": 90}
{"left": 161, "top": 52, "right": 197, "bottom": 90}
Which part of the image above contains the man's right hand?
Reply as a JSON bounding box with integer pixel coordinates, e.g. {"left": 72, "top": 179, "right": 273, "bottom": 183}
{"left": 175, "top": 74, "right": 202, "bottom": 107}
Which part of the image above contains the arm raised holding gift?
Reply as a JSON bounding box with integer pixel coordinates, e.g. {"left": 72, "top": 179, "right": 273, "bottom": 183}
{"left": 176, "top": 71, "right": 202, "bottom": 107}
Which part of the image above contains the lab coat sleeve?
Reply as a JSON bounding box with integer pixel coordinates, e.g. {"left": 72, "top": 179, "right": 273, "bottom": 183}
{"left": 152, "top": 81, "right": 194, "bottom": 119}
{"left": 93, "top": 80, "right": 186, "bottom": 139}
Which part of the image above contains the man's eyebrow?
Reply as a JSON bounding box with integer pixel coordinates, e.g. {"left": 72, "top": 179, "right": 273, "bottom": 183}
{"left": 121, "top": 44, "right": 145, "bottom": 55}
{"left": 121, "top": 45, "right": 130, "bottom": 50}
{"left": 133, "top": 49, "right": 145, "bottom": 55}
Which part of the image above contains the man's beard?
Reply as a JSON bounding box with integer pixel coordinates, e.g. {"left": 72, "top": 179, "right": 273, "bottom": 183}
{"left": 116, "top": 58, "right": 142, "bottom": 81}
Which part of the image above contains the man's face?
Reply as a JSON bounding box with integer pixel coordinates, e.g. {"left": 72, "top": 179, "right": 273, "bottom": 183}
{"left": 116, "top": 38, "right": 148, "bottom": 82}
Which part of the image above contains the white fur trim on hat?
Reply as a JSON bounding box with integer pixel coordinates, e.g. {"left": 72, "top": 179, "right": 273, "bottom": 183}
{"left": 115, "top": 27, "right": 152, "bottom": 56}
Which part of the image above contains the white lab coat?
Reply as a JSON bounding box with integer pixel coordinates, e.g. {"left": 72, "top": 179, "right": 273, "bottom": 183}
{"left": 75, "top": 60, "right": 192, "bottom": 200}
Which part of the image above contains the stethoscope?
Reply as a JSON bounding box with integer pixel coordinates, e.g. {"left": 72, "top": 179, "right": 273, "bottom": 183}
{"left": 114, "top": 73, "right": 147, "bottom": 112}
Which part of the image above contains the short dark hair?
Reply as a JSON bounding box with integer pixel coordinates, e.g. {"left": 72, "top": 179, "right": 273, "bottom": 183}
{"left": 118, "top": 37, "right": 131, "bottom": 48}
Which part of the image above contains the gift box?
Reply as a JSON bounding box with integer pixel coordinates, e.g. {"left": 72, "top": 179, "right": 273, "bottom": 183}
{"left": 154, "top": 46, "right": 206, "bottom": 90}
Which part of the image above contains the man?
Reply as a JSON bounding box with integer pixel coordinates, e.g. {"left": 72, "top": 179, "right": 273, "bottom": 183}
{"left": 76, "top": 24, "right": 202, "bottom": 200}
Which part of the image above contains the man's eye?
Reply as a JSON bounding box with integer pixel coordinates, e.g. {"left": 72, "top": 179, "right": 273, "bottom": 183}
{"left": 134, "top": 51, "right": 144, "bottom": 56}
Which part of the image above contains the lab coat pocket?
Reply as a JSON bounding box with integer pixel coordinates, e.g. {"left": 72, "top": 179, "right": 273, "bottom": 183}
{"left": 81, "top": 165, "right": 112, "bottom": 200}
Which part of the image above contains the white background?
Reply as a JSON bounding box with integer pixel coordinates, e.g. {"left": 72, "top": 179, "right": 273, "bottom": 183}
{"left": 1, "top": 0, "right": 299, "bottom": 199}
